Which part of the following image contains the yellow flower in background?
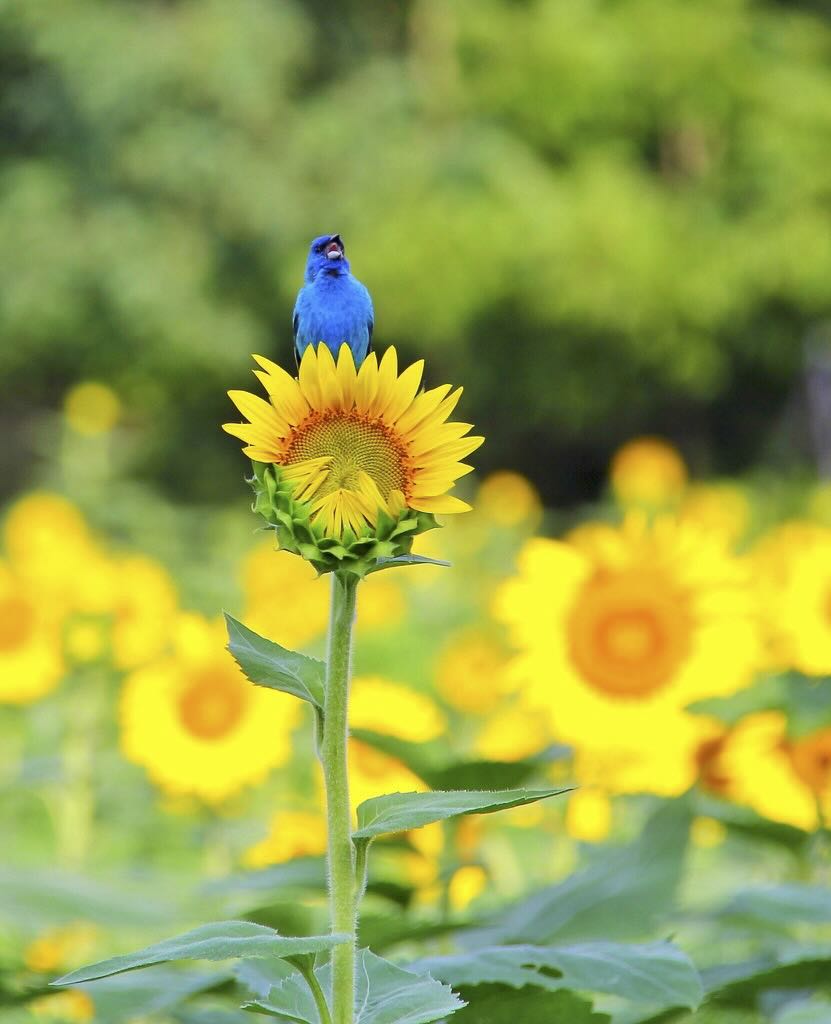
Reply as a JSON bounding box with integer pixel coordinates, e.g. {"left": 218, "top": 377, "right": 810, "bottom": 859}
{"left": 0, "top": 562, "right": 63, "bottom": 705}
{"left": 350, "top": 676, "right": 446, "bottom": 742}
{"left": 715, "top": 712, "right": 830, "bottom": 831}
{"left": 752, "top": 523, "right": 831, "bottom": 675}
{"left": 3, "top": 493, "right": 100, "bottom": 604}
{"left": 120, "top": 614, "right": 299, "bottom": 804}
{"left": 63, "top": 381, "right": 121, "bottom": 436}
{"left": 495, "top": 515, "right": 760, "bottom": 795}
{"left": 680, "top": 483, "right": 751, "bottom": 546}
{"left": 223, "top": 345, "right": 483, "bottom": 536}
{"left": 435, "top": 627, "right": 514, "bottom": 714}
{"left": 348, "top": 742, "right": 427, "bottom": 810}
{"left": 565, "top": 789, "right": 612, "bottom": 843}
{"left": 610, "top": 437, "right": 687, "bottom": 507}
{"left": 240, "top": 539, "right": 329, "bottom": 649}
{"left": 243, "top": 810, "right": 327, "bottom": 868}
{"left": 24, "top": 922, "right": 98, "bottom": 973}
{"left": 109, "top": 555, "right": 178, "bottom": 669}
{"left": 448, "top": 864, "right": 488, "bottom": 911}
{"left": 476, "top": 471, "right": 542, "bottom": 528}
{"left": 29, "top": 990, "right": 94, "bottom": 1022}
{"left": 475, "top": 704, "right": 551, "bottom": 761}
{"left": 357, "top": 574, "right": 406, "bottom": 633}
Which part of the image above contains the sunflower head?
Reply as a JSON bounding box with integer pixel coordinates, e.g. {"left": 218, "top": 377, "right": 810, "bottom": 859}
{"left": 224, "top": 345, "right": 483, "bottom": 576}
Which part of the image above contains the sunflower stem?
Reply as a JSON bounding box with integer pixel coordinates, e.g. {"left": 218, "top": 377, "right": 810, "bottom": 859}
{"left": 322, "top": 571, "right": 359, "bottom": 1024}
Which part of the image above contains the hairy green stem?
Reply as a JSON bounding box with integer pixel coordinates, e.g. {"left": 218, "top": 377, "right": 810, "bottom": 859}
{"left": 322, "top": 572, "right": 359, "bottom": 1024}
{"left": 301, "top": 962, "right": 334, "bottom": 1024}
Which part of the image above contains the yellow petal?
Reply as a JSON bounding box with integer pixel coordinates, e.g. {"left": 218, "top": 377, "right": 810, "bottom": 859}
{"left": 355, "top": 352, "right": 379, "bottom": 414}
{"left": 395, "top": 384, "right": 452, "bottom": 436}
{"left": 368, "top": 347, "right": 399, "bottom": 418}
{"left": 298, "top": 347, "right": 323, "bottom": 410}
{"left": 252, "top": 358, "right": 309, "bottom": 425}
{"left": 315, "top": 344, "right": 341, "bottom": 409}
{"left": 409, "top": 494, "right": 472, "bottom": 514}
{"left": 336, "top": 345, "right": 358, "bottom": 409}
{"left": 242, "top": 446, "right": 281, "bottom": 462}
{"left": 408, "top": 422, "right": 475, "bottom": 459}
{"left": 380, "top": 360, "right": 424, "bottom": 424}
{"left": 227, "top": 391, "right": 288, "bottom": 435}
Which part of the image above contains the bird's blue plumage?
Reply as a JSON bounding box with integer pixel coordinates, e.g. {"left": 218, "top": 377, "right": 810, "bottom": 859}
{"left": 293, "top": 234, "right": 374, "bottom": 367}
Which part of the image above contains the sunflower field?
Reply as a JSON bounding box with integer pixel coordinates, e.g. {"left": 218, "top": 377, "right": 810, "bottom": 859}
{"left": 3, "top": 0, "right": 831, "bottom": 1022}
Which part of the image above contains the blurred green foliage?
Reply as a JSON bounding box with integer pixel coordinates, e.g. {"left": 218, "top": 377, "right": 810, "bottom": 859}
{"left": 1, "top": 0, "right": 830, "bottom": 503}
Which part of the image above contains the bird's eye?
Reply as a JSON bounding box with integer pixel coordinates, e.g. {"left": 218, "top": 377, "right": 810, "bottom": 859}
{"left": 315, "top": 244, "right": 325, "bottom": 254}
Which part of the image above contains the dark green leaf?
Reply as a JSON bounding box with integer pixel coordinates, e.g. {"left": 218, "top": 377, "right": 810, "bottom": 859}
{"left": 703, "top": 945, "right": 831, "bottom": 1006}
{"left": 451, "top": 985, "right": 609, "bottom": 1023}
{"left": 478, "top": 799, "right": 691, "bottom": 944}
{"left": 693, "top": 794, "right": 809, "bottom": 851}
{"left": 224, "top": 614, "right": 325, "bottom": 709}
{"left": 52, "top": 922, "right": 349, "bottom": 986}
{"left": 246, "top": 950, "right": 465, "bottom": 1024}
{"left": 411, "top": 941, "right": 701, "bottom": 1011}
{"left": 353, "top": 788, "right": 569, "bottom": 840}
{"left": 775, "top": 997, "right": 831, "bottom": 1023}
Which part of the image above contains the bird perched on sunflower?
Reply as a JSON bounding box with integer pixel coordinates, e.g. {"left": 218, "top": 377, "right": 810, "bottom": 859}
{"left": 293, "top": 233, "right": 374, "bottom": 367}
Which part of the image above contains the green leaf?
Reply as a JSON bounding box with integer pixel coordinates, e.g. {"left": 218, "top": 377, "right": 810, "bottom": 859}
{"left": 687, "top": 675, "right": 786, "bottom": 725}
{"left": 366, "top": 554, "right": 451, "bottom": 574}
{"left": 224, "top": 614, "right": 325, "bottom": 709}
{"left": 246, "top": 950, "right": 465, "bottom": 1024}
{"left": 703, "top": 944, "right": 831, "bottom": 1006}
{"left": 52, "top": 922, "right": 350, "bottom": 986}
{"left": 204, "top": 857, "right": 327, "bottom": 895}
{"left": 451, "top": 985, "right": 609, "bottom": 1023}
{"left": 410, "top": 940, "right": 701, "bottom": 1011}
{"left": 693, "top": 793, "right": 809, "bottom": 851}
{"left": 775, "top": 997, "right": 831, "bottom": 1023}
{"left": 479, "top": 799, "right": 691, "bottom": 944}
{"left": 352, "top": 788, "right": 569, "bottom": 840}
{"left": 82, "top": 966, "right": 230, "bottom": 1023}
{"left": 721, "top": 884, "right": 831, "bottom": 927}
{"left": 349, "top": 730, "right": 449, "bottom": 783}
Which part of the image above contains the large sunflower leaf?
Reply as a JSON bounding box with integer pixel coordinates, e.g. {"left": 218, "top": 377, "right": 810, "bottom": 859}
{"left": 702, "top": 944, "right": 831, "bottom": 1007}
{"left": 719, "top": 884, "right": 831, "bottom": 927}
{"left": 410, "top": 940, "right": 701, "bottom": 1012}
{"left": 450, "top": 985, "right": 609, "bottom": 1023}
{"left": 224, "top": 614, "right": 325, "bottom": 709}
{"left": 474, "top": 799, "right": 691, "bottom": 944}
{"left": 245, "top": 950, "right": 464, "bottom": 1024}
{"left": 52, "top": 922, "right": 349, "bottom": 986}
{"left": 352, "top": 788, "right": 568, "bottom": 840}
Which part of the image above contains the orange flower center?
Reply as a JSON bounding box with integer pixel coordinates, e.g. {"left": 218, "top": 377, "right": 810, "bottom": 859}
{"left": 284, "top": 412, "right": 409, "bottom": 500}
{"left": 788, "top": 729, "right": 831, "bottom": 793}
{"left": 695, "top": 735, "right": 731, "bottom": 795}
{"left": 0, "top": 595, "right": 35, "bottom": 653}
{"left": 567, "top": 570, "right": 692, "bottom": 698}
{"left": 178, "top": 668, "right": 247, "bottom": 740}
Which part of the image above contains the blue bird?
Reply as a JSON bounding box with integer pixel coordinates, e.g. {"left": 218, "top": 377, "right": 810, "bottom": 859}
{"left": 292, "top": 233, "right": 374, "bottom": 367}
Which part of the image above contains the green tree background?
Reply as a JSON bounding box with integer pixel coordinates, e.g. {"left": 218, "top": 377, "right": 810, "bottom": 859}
{"left": 1, "top": 0, "right": 829, "bottom": 506}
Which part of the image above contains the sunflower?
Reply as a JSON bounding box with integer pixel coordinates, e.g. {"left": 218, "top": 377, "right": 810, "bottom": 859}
{"left": 0, "top": 562, "right": 64, "bottom": 705}
{"left": 223, "top": 345, "right": 482, "bottom": 540}
{"left": 350, "top": 675, "right": 446, "bottom": 742}
{"left": 243, "top": 810, "right": 328, "bottom": 868}
{"left": 494, "top": 514, "right": 760, "bottom": 796}
{"left": 119, "top": 613, "right": 299, "bottom": 804}
{"left": 436, "top": 627, "right": 514, "bottom": 714}
{"left": 712, "top": 711, "right": 830, "bottom": 831}
{"left": 610, "top": 437, "right": 687, "bottom": 508}
{"left": 752, "top": 523, "right": 831, "bottom": 675}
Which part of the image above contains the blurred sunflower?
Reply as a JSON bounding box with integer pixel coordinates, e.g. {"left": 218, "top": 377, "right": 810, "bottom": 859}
{"left": 223, "top": 345, "right": 483, "bottom": 536}
{"left": 475, "top": 703, "right": 551, "bottom": 761}
{"left": 435, "top": 627, "right": 514, "bottom": 714}
{"left": 120, "top": 614, "right": 299, "bottom": 804}
{"left": 708, "top": 711, "right": 831, "bottom": 831}
{"left": 475, "top": 471, "right": 542, "bottom": 529}
{"left": 3, "top": 493, "right": 100, "bottom": 603}
{"left": 240, "top": 539, "right": 328, "bottom": 649}
{"left": 679, "top": 483, "right": 751, "bottom": 546}
{"left": 28, "top": 991, "right": 94, "bottom": 1022}
{"left": 243, "top": 810, "right": 327, "bottom": 868}
{"left": 109, "top": 555, "right": 178, "bottom": 669}
{"left": 610, "top": 437, "right": 687, "bottom": 508}
{"left": 350, "top": 675, "right": 446, "bottom": 741}
{"left": 0, "top": 562, "right": 64, "bottom": 704}
{"left": 24, "top": 922, "right": 98, "bottom": 974}
{"left": 495, "top": 514, "right": 760, "bottom": 795}
{"left": 752, "top": 523, "right": 831, "bottom": 675}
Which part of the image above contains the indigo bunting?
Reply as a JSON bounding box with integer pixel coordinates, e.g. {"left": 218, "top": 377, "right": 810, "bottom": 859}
{"left": 292, "top": 234, "right": 374, "bottom": 366}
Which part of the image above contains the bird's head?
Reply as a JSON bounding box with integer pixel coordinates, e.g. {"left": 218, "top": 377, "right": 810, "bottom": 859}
{"left": 305, "top": 233, "right": 350, "bottom": 281}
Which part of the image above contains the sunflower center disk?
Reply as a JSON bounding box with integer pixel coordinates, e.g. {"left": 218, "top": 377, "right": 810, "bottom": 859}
{"left": 0, "top": 596, "right": 35, "bottom": 653}
{"left": 788, "top": 730, "right": 831, "bottom": 791}
{"left": 178, "top": 669, "right": 248, "bottom": 740}
{"left": 285, "top": 413, "right": 408, "bottom": 501}
{"left": 567, "top": 570, "right": 692, "bottom": 698}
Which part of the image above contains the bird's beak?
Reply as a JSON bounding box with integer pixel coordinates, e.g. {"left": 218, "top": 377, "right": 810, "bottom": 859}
{"left": 325, "top": 236, "right": 344, "bottom": 259}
